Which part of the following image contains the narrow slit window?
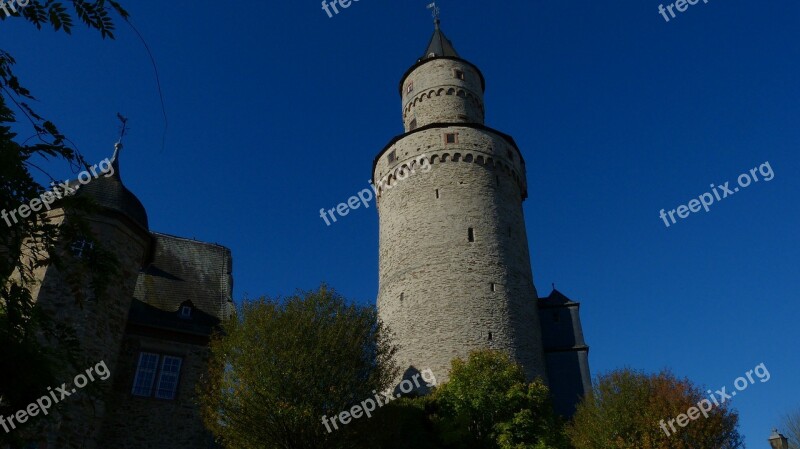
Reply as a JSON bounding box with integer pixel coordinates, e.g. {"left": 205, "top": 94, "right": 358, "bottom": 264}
{"left": 388, "top": 150, "right": 396, "bottom": 164}
{"left": 409, "top": 118, "right": 417, "bottom": 130}
{"left": 488, "top": 332, "right": 493, "bottom": 341}
{"left": 468, "top": 228, "right": 474, "bottom": 242}
{"left": 454, "top": 69, "right": 465, "bottom": 80}
{"left": 400, "top": 292, "right": 404, "bottom": 301}
{"left": 435, "top": 189, "right": 439, "bottom": 199}
{"left": 490, "top": 283, "right": 496, "bottom": 292}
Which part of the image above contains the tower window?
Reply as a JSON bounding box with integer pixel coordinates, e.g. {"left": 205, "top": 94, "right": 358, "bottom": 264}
{"left": 468, "top": 228, "right": 474, "bottom": 242}
{"left": 409, "top": 118, "right": 417, "bottom": 130}
{"left": 435, "top": 189, "right": 439, "bottom": 199}
{"left": 388, "top": 150, "right": 396, "bottom": 163}
{"left": 180, "top": 305, "right": 192, "bottom": 319}
{"left": 454, "top": 69, "right": 465, "bottom": 80}
{"left": 70, "top": 238, "right": 94, "bottom": 259}
{"left": 445, "top": 133, "right": 457, "bottom": 144}
{"left": 490, "top": 283, "right": 496, "bottom": 292}
{"left": 132, "top": 352, "right": 183, "bottom": 400}
{"left": 400, "top": 292, "right": 404, "bottom": 301}
{"left": 406, "top": 81, "right": 414, "bottom": 94}
{"left": 155, "top": 356, "right": 183, "bottom": 400}
{"left": 507, "top": 149, "right": 514, "bottom": 160}
{"left": 488, "top": 332, "right": 493, "bottom": 341}
{"left": 132, "top": 352, "right": 159, "bottom": 397}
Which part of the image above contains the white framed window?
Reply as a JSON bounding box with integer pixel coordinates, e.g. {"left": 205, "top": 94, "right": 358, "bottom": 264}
{"left": 131, "top": 352, "right": 159, "bottom": 397}
{"left": 155, "top": 356, "right": 183, "bottom": 400}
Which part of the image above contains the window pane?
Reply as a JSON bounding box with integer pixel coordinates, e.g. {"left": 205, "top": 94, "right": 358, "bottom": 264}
{"left": 131, "top": 352, "right": 159, "bottom": 397}
{"left": 155, "top": 356, "right": 183, "bottom": 400}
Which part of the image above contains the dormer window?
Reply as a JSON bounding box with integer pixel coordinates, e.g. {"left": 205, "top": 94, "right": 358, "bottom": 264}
{"left": 180, "top": 305, "right": 192, "bottom": 319}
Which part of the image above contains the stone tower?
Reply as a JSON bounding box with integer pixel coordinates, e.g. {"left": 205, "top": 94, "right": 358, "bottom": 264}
{"left": 31, "top": 144, "right": 151, "bottom": 448}
{"left": 374, "top": 19, "right": 547, "bottom": 382}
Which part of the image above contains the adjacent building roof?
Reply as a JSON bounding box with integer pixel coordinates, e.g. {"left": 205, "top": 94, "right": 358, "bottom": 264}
{"left": 130, "top": 233, "right": 234, "bottom": 334}
{"left": 538, "top": 288, "right": 580, "bottom": 308}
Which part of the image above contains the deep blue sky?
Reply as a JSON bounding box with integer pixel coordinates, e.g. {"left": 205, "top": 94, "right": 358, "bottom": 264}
{"left": 3, "top": 0, "right": 798, "bottom": 445}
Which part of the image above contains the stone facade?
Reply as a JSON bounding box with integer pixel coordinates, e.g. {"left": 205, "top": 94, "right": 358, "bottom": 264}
{"left": 20, "top": 149, "right": 232, "bottom": 448}
{"left": 375, "top": 24, "right": 547, "bottom": 383}
{"left": 375, "top": 22, "right": 592, "bottom": 415}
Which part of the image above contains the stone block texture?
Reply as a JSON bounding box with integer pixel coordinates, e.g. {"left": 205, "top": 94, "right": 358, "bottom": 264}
{"left": 376, "top": 66, "right": 547, "bottom": 382}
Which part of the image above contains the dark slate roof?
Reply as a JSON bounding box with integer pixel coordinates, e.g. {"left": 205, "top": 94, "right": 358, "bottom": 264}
{"left": 131, "top": 233, "right": 234, "bottom": 333}
{"left": 71, "top": 145, "right": 149, "bottom": 231}
{"left": 421, "top": 20, "right": 460, "bottom": 60}
{"left": 538, "top": 288, "right": 579, "bottom": 308}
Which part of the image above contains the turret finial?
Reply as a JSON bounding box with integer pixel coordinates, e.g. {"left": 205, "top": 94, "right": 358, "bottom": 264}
{"left": 427, "top": 2, "right": 440, "bottom": 27}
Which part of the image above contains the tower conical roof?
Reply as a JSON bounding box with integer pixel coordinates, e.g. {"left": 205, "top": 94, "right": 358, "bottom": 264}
{"left": 72, "top": 143, "right": 149, "bottom": 231}
{"left": 421, "top": 20, "right": 459, "bottom": 60}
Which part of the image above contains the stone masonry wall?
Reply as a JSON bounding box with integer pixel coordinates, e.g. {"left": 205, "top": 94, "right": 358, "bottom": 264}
{"left": 374, "top": 126, "right": 547, "bottom": 383}
{"left": 401, "top": 59, "right": 485, "bottom": 131}
{"left": 28, "top": 211, "right": 149, "bottom": 448}
{"left": 100, "top": 335, "right": 214, "bottom": 448}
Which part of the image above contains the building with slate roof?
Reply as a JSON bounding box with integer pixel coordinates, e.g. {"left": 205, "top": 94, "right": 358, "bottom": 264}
{"left": 26, "top": 144, "right": 232, "bottom": 448}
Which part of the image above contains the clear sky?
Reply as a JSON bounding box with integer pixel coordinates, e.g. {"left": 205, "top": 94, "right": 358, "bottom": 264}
{"left": 2, "top": 0, "right": 798, "bottom": 445}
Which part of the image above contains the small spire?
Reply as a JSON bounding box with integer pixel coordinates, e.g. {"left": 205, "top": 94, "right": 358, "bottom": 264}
{"left": 110, "top": 113, "right": 128, "bottom": 178}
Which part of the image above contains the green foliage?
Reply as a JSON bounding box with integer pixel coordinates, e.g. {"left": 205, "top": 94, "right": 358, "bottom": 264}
{"left": 0, "top": 3, "right": 127, "bottom": 445}
{"left": 364, "top": 350, "right": 568, "bottom": 449}
{"left": 198, "top": 285, "right": 398, "bottom": 449}
{"left": 433, "top": 350, "right": 569, "bottom": 449}
{"left": 782, "top": 409, "right": 800, "bottom": 449}
{"left": 567, "top": 368, "right": 743, "bottom": 449}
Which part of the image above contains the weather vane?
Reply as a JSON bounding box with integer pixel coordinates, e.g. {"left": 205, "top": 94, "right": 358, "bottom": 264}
{"left": 427, "top": 2, "right": 440, "bottom": 22}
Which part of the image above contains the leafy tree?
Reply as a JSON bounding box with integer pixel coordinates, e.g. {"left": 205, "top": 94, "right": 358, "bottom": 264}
{"left": 1, "top": 2, "right": 128, "bottom": 445}
{"left": 782, "top": 408, "right": 800, "bottom": 449}
{"left": 567, "top": 368, "right": 744, "bottom": 449}
{"left": 198, "top": 285, "right": 398, "bottom": 449}
{"left": 433, "top": 350, "right": 569, "bottom": 449}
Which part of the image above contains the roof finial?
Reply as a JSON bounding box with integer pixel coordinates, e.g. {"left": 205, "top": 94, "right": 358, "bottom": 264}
{"left": 427, "top": 2, "right": 440, "bottom": 27}
{"left": 111, "top": 113, "right": 129, "bottom": 176}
